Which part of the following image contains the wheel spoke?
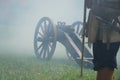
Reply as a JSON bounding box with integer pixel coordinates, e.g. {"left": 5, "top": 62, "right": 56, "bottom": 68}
{"left": 47, "top": 46, "right": 50, "bottom": 57}
{"left": 39, "top": 45, "right": 44, "bottom": 58}
{"left": 41, "top": 24, "right": 45, "bottom": 35}
{"left": 72, "top": 21, "right": 83, "bottom": 35}
{"left": 37, "top": 43, "right": 43, "bottom": 51}
{"left": 45, "top": 21, "right": 51, "bottom": 35}
{"left": 37, "top": 37, "right": 43, "bottom": 42}
{"left": 48, "top": 42, "right": 52, "bottom": 50}
{"left": 79, "top": 28, "right": 83, "bottom": 35}
{"left": 43, "top": 45, "right": 47, "bottom": 59}
{"left": 38, "top": 32, "right": 43, "bottom": 37}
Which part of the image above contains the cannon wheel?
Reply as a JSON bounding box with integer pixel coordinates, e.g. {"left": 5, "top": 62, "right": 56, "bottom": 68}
{"left": 66, "top": 21, "right": 83, "bottom": 59}
{"left": 34, "top": 17, "right": 57, "bottom": 60}
{"left": 71, "top": 21, "right": 83, "bottom": 36}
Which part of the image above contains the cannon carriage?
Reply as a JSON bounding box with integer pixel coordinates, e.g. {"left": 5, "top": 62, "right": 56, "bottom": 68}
{"left": 34, "top": 17, "right": 93, "bottom": 68}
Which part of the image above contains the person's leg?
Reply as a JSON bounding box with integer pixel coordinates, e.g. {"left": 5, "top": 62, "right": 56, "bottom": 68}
{"left": 96, "top": 68, "right": 114, "bottom": 80}
{"left": 93, "top": 41, "right": 120, "bottom": 80}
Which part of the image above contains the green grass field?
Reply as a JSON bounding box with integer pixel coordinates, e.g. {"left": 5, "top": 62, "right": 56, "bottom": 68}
{"left": 0, "top": 53, "right": 119, "bottom": 80}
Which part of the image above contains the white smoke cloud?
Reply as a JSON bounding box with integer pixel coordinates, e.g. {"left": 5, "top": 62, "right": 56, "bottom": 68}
{"left": 0, "top": 0, "right": 84, "bottom": 55}
{"left": 0, "top": 0, "right": 119, "bottom": 65}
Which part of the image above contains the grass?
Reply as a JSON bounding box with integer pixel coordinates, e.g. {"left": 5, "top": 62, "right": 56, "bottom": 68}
{"left": 0, "top": 53, "right": 119, "bottom": 80}
{"left": 115, "top": 66, "right": 120, "bottom": 80}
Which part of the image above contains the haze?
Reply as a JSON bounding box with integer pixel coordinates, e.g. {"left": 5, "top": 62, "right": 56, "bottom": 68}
{"left": 0, "top": 0, "right": 120, "bottom": 63}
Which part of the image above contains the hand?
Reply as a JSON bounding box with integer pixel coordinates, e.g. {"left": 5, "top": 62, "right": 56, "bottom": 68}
{"left": 82, "top": 23, "right": 88, "bottom": 37}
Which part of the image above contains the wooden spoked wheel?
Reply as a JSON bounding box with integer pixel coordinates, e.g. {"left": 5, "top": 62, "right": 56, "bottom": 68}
{"left": 34, "top": 17, "right": 57, "bottom": 60}
{"left": 66, "top": 21, "right": 83, "bottom": 60}
{"left": 72, "top": 21, "right": 83, "bottom": 35}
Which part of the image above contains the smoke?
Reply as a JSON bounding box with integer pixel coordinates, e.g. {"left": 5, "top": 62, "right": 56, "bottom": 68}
{"left": 0, "top": 0, "right": 84, "bottom": 56}
{"left": 0, "top": 0, "right": 119, "bottom": 65}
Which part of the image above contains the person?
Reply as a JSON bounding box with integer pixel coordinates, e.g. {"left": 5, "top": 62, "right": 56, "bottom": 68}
{"left": 85, "top": 0, "right": 120, "bottom": 80}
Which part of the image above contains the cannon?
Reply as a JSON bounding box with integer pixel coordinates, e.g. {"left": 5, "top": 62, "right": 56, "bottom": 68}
{"left": 34, "top": 17, "right": 93, "bottom": 68}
